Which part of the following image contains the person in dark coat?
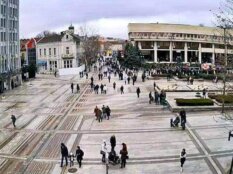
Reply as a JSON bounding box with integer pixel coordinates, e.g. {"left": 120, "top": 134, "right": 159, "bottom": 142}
{"left": 120, "top": 85, "right": 124, "bottom": 94}
{"left": 108, "top": 75, "right": 111, "bottom": 83}
{"left": 180, "top": 148, "right": 186, "bottom": 172}
{"left": 11, "top": 115, "right": 16, "bottom": 128}
{"left": 60, "top": 143, "right": 69, "bottom": 167}
{"left": 100, "top": 84, "right": 104, "bottom": 94}
{"left": 127, "top": 76, "right": 130, "bottom": 84}
{"left": 113, "top": 82, "right": 116, "bottom": 90}
{"left": 180, "top": 109, "right": 186, "bottom": 130}
{"left": 76, "top": 146, "right": 84, "bottom": 168}
{"left": 76, "top": 84, "right": 80, "bottom": 93}
{"left": 120, "top": 143, "right": 128, "bottom": 168}
{"left": 106, "top": 106, "right": 111, "bottom": 120}
{"left": 110, "top": 135, "right": 116, "bottom": 151}
{"left": 71, "top": 83, "right": 74, "bottom": 93}
{"left": 149, "top": 92, "right": 152, "bottom": 104}
{"left": 136, "top": 87, "right": 141, "bottom": 98}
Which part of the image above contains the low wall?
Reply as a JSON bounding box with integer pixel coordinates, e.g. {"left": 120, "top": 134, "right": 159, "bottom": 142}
{"left": 58, "top": 65, "right": 85, "bottom": 76}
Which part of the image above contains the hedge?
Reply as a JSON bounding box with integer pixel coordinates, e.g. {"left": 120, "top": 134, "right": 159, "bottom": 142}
{"left": 208, "top": 94, "right": 233, "bottom": 104}
{"left": 176, "top": 98, "right": 214, "bottom": 106}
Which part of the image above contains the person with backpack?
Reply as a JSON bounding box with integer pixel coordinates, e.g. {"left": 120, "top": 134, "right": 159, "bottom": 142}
{"left": 76, "top": 146, "right": 84, "bottom": 168}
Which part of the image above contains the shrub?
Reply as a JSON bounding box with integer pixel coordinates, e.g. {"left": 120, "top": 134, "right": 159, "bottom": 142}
{"left": 176, "top": 98, "right": 214, "bottom": 106}
{"left": 208, "top": 94, "right": 233, "bottom": 104}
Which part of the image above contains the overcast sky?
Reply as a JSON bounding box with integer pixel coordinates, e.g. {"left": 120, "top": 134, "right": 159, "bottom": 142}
{"left": 20, "top": 0, "right": 222, "bottom": 39}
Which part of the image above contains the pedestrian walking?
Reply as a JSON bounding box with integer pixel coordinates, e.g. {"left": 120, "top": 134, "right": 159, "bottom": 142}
{"left": 127, "top": 76, "right": 130, "bottom": 84}
{"left": 94, "top": 106, "right": 99, "bottom": 120}
{"left": 60, "top": 143, "right": 69, "bottom": 167}
{"left": 76, "top": 146, "right": 84, "bottom": 168}
{"left": 98, "top": 108, "right": 103, "bottom": 123}
{"left": 106, "top": 106, "right": 111, "bottom": 120}
{"left": 108, "top": 75, "right": 111, "bottom": 83}
{"left": 100, "top": 84, "right": 104, "bottom": 94}
{"left": 120, "top": 143, "right": 128, "bottom": 168}
{"left": 103, "top": 85, "right": 107, "bottom": 94}
{"left": 203, "top": 88, "right": 207, "bottom": 99}
{"left": 11, "top": 115, "right": 16, "bottom": 128}
{"left": 149, "top": 92, "right": 152, "bottom": 104}
{"left": 101, "top": 140, "right": 108, "bottom": 163}
{"left": 68, "top": 152, "right": 75, "bottom": 167}
{"left": 136, "top": 87, "right": 141, "bottom": 98}
{"left": 110, "top": 135, "right": 116, "bottom": 151}
{"left": 113, "top": 82, "right": 116, "bottom": 90}
{"left": 180, "top": 149, "right": 186, "bottom": 172}
{"left": 120, "top": 85, "right": 124, "bottom": 94}
{"left": 153, "top": 82, "right": 156, "bottom": 89}
{"left": 71, "top": 83, "right": 74, "bottom": 93}
{"left": 76, "top": 84, "right": 80, "bottom": 93}
{"left": 86, "top": 73, "right": 88, "bottom": 79}
{"left": 180, "top": 109, "right": 186, "bottom": 130}
{"left": 102, "top": 105, "right": 106, "bottom": 119}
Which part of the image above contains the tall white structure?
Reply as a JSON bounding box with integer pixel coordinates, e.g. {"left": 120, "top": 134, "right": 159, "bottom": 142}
{"left": 0, "top": 0, "right": 21, "bottom": 93}
{"left": 37, "top": 25, "right": 82, "bottom": 73}
{"left": 128, "top": 23, "right": 233, "bottom": 65}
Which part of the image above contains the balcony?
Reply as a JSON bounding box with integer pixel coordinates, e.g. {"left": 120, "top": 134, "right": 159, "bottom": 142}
{"left": 62, "top": 53, "right": 74, "bottom": 59}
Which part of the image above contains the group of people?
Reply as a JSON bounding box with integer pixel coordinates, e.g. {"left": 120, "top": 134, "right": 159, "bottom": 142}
{"left": 148, "top": 88, "right": 167, "bottom": 105}
{"left": 93, "top": 84, "right": 107, "bottom": 94}
{"left": 60, "top": 143, "right": 84, "bottom": 168}
{"left": 101, "top": 135, "right": 129, "bottom": 168}
{"left": 70, "top": 83, "right": 80, "bottom": 93}
{"left": 170, "top": 109, "right": 187, "bottom": 130}
{"left": 94, "top": 105, "right": 111, "bottom": 122}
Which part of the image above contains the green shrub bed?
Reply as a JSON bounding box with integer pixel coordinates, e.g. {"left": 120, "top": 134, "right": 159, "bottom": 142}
{"left": 176, "top": 98, "right": 214, "bottom": 106}
{"left": 208, "top": 94, "right": 233, "bottom": 104}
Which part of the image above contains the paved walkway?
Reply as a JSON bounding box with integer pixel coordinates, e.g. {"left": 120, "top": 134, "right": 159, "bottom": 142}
{"left": 0, "top": 72, "right": 232, "bottom": 174}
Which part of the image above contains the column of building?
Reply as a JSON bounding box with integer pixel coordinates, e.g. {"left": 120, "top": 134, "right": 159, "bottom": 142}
{"left": 198, "top": 43, "right": 202, "bottom": 64}
{"left": 184, "top": 43, "right": 188, "bottom": 63}
{"left": 169, "top": 42, "right": 173, "bottom": 63}
{"left": 212, "top": 44, "right": 215, "bottom": 64}
{"left": 154, "top": 41, "right": 158, "bottom": 63}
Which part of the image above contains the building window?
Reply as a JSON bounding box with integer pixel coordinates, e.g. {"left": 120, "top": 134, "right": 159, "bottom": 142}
{"left": 44, "top": 48, "right": 46, "bottom": 56}
{"left": 54, "top": 48, "right": 56, "bottom": 56}
{"left": 66, "top": 47, "right": 69, "bottom": 54}
{"left": 49, "top": 48, "right": 51, "bottom": 56}
{"left": 39, "top": 49, "right": 42, "bottom": 56}
{"left": 64, "top": 60, "right": 73, "bottom": 68}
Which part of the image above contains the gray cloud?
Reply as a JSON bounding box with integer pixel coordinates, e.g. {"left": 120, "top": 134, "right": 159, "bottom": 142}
{"left": 20, "top": 0, "right": 222, "bottom": 38}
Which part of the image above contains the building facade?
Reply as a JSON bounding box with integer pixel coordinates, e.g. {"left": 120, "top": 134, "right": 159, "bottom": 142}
{"left": 99, "top": 37, "right": 124, "bottom": 57}
{"left": 0, "top": 0, "right": 21, "bottom": 93}
{"left": 37, "top": 26, "right": 81, "bottom": 72}
{"left": 128, "top": 23, "right": 233, "bottom": 65}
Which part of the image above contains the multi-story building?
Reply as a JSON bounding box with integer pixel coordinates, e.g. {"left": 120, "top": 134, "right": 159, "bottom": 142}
{"left": 0, "top": 0, "right": 21, "bottom": 93}
{"left": 37, "top": 25, "right": 81, "bottom": 72}
{"left": 128, "top": 23, "right": 233, "bottom": 65}
{"left": 99, "top": 37, "right": 124, "bottom": 57}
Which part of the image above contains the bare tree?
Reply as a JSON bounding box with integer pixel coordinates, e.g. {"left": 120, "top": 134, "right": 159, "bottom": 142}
{"left": 79, "top": 25, "right": 100, "bottom": 71}
{"left": 212, "top": 0, "right": 233, "bottom": 114}
{"left": 36, "top": 30, "right": 57, "bottom": 38}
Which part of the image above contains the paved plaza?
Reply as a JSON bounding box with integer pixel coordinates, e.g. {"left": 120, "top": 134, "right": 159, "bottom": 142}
{"left": 0, "top": 72, "right": 232, "bottom": 174}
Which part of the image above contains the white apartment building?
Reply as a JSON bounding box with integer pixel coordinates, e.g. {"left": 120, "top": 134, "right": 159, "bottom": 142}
{"left": 0, "top": 0, "right": 21, "bottom": 93}
{"left": 128, "top": 23, "right": 233, "bottom": 65}
{"left": 37, "top": 26, "right": 81, "bottom": 72}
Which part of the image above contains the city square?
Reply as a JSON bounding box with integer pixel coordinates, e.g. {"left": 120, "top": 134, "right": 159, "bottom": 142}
{"left": 0, "top": 69, "right": 232, "bottom": 173}
{"left": 1, "top": 0, "right": 233, "bottom": 173}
